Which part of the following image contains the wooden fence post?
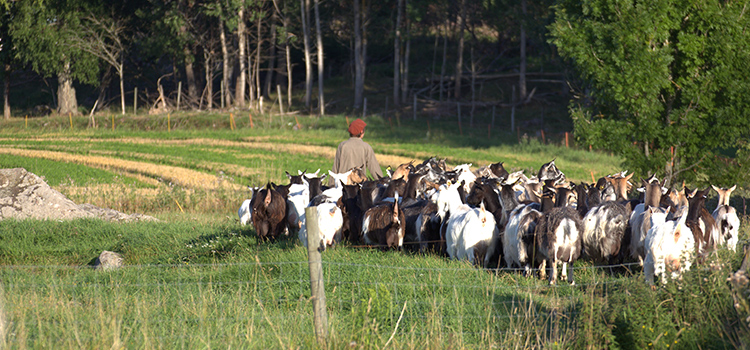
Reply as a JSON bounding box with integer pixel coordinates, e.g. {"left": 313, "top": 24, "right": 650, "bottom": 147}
{"left": 134, "top": 87, "right": 138, "bottom": 115}
{"left": 305, "top": 207, "right": 329, "bottom": 342}
{"left": 177, "top": 81, "right": 182, "bottom": 111}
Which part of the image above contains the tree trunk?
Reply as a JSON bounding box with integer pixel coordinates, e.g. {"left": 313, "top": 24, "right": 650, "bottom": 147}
{"left": 301, "top": 0, "right": 312, "bottom": 109}
{"left": 285, "top": 25, "right": 292, "bottom": 108}
{"left": 248, "top": 35, "right": 255, "bottom": 107}
{"left": 184, "top": 55, "right": 197, "bottom": 108}
{"left": 264, "top": 11, "right": 277, "bottom": 98}
{"left": 4, "top": 64, "right": 11, "bottom": 119}
{"left": 470, "top": 45, "right": 475, "bottom": 124}
{"left": 204, "top": 52, "right": 213, "bottom": 110}
{"left": 454, "top": 0, "right": 466, "bottom": 100}
{"left": 401, "top": 7, "right": 410, "bottom": 104}
{"left": 393, "top": 0, "right": 402, "bottom": 106}
{"left": 255, "top": 7, "right": 263, "bottom": 108}
{"left": 439, "top": 25, "right": 448, "bottom": 102}
{"left": 220, "top": 20, "right": 231, "bottom": 108}
{"left": 237, "top": 9, "right": 247, "bottom": 108}
{"left": 118, "top": 60, "right": 125, "bottom": 115}
{"left": 57, "top": 61, "right": 79, "bottom": 115}
{"left": 430, "top": 29, "right": 439, "bottom": 99}
{"left": 314, "top": 0, "right": 324, "bottom": 115}
{"left": 353, "top": 0, "right": 364, "bottom": 109}
{"left": 181, "top": 23, "right": 198, "bottom": 107}
{"left": 519, "top": 0, "right": 528, "bottom": 102}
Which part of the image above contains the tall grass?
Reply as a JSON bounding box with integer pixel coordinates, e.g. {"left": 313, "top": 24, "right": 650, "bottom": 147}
{"left": 1, "top": 112, "right": 748, "bottom": 348}
{"left": 0, "top": 218, "right": 748, "bottom": 349}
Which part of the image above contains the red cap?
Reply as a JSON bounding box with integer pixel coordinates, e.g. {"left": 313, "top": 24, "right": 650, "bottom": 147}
{"left": 348, "top": 118, "right": 367, "bottom": 135}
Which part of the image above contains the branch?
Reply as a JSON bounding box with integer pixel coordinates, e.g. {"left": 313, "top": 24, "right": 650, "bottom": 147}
{"left": 672, "top": 154, "right": 708, "bottom": 178}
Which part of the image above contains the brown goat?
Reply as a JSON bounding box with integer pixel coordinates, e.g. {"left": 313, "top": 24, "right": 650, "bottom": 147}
{"left": 362, "top": 194, "right": 406, "bottom": 249}
{"left": 251, "top": 183, "right": 288, "bottom": 241}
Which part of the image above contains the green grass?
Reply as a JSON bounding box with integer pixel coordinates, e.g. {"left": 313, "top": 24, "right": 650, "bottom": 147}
{"left": 0, "top": 154, "right": 147, "bottom": 188}
{"left": 0, "top": 112, "right": 748, "bottom": 348}
{"left": 0, "top": 217, "right": 747, "bottom": 348}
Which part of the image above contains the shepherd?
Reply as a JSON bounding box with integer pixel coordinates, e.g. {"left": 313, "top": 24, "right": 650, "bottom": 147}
{"left": 332, "top": 118, "right": 383, "bottom": 180}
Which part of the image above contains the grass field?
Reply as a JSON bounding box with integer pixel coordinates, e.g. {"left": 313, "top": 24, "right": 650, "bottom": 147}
{"left": 0, "top": 112, "right": 748, "bottom": 349}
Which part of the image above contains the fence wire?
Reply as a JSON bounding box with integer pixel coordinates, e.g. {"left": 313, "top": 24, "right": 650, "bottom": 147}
{"left": 0, "top": 259, "right": 639, "bottom": 347}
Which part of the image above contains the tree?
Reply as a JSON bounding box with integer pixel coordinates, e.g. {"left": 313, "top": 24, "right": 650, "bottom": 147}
{"left": 68, "top": 11, "right": 129, "bottom": 115}
{"left": 301, "top": 0, "right": 312, "bottom": 109}
{"left": 10, "top": 0, "right": 100, "bottom": 115}
{"left": 392, "top": 0, "right": 402, "bottom": 106}
{"left": 550, "top": 0, "right": 750, "bottom": 186}
{"left": 453, "top": 0, "right": 465, "bottom": 100}
{"left": 314, "top": 0, "right": 324, "bottom": 115}
{"left": 353, "top": 0, "right": 365, "bottom": 109}
{"left": 1, "top": 0, "right": 16, "bottom": 119}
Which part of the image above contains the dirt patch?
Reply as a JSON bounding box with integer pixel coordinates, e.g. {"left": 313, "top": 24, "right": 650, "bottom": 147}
{"left": 0, "top": 168, "right": 157, "bottom": 222}
{"left": 0, "top": 136, "right": 419, "bottom": 182}
{"left": 0, "top": 147, "right": 243, "bottom": 191}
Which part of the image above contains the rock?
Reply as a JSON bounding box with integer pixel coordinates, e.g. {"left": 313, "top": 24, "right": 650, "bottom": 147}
{"left": 93, "top": 250, "right": 123, "bottom": 270}
{"left": 0, "top": 168, "right": 158, "bottom": 222}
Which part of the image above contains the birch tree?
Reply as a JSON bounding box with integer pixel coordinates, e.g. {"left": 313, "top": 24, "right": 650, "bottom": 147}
{"left": 300, "top": 0, "right": 312, "bottom": 109}
{"left": 314, "top": 0, "right": 324, "bottom": 115}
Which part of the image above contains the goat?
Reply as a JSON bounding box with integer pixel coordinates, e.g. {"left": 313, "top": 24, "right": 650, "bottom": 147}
{"left": 644, "top": 206, "right": 695, "bottom": 285}
{"left": 685, "top": 187, "right": 720, "bottom": 257}
{"left": 445, "top": 202, "right": 498, "bottom": 265}
{"left": 453, "top": 164, "right": 477, "bottom": 197}
{"left": 299, "top": 202, "right": 344, "bottom": 250}
{"left": 251, "top": 183, "right": 288, "bottom": 240}
{"left": 415, "top": 200, "right": 442, "bottom": 253}
{"left": 466, "top": 179, "right": 507, "bottom": 229}
{"left": 712, "top": 185, "right": 740, "bottom": 251}
{"left": 239, "top": 199, "right": 252, "bottom": 225}
{"left": 582, "top": 201, "right": 629, "bottom": 264}
{"left": 362, "top": 193, "right": 406, "bottom": 249}
{"left": 304, "top": 171, "right": 327, "bottom": 201}
{"left": 535, "top": 187, "right": 584, "bottom": 285}
{"left": 628, "top": 176, "right": 667, "bottom": 262}
{"left": 285, "top": 181, "right": 310, "bottom": 235}
{"left": 605, "top": 171, "right": 634, "bottom": 202}
{"left": 474, "top": 161, "right": 510, "bottom": 181}
{"left": 502, "top": 204, "right": 543, "bottom": 275}
{"left": 387, "top": 161, "right": 415, "bottom": 181}
{"left": 238, "top": 186, "right": 258, "bottom": 226}
{"left": 338, "top": 181, "right": 364, "bottom": 242}
{"left": 537, "top": 158, "right": 565, "bottom": 183}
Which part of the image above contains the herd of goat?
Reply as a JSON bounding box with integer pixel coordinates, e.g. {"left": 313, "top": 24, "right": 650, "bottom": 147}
{"left": 238, "top": 158, "right": 741, "bottom": 286}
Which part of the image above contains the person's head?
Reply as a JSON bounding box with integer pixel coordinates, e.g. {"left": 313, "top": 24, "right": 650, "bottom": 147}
{"left": 348, "top": 118, "right": 366, "bottom": 138}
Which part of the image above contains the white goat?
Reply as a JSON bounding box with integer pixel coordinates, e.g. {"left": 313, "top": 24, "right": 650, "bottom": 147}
{"left": 453, "top": 164, "right": 477, "bottom": 197}
{"left": 238, "top": 199, "right": 252, "bottom": 225}
{"left": 298, "top": 202, "right": 344, "bottom": 250}
{"left": 445, "top": 202, "right": 498, "bottom": 265}
{"left": 644, "top": 206, "right": 695, "bottom": 285}
{"left": 286, "top": 182, "right": 310, "bottom": 234}
{"left": 712, "top": 185, "right": 740, "bottom": 251}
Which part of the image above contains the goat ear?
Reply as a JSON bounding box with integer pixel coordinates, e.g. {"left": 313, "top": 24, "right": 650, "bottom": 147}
{"left": 264, "top": 188, "right": 272, "bottom": 206}
{"left": 711, "top": 184, "right": 720, "bottom": 193}
{"left": 730, "top": 184, "right": 737, "bottom": 192}
{"left": 285, "top": 171, "right": 292, "bottom": 179}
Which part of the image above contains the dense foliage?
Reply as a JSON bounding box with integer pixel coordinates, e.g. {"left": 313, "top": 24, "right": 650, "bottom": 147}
{"left": 550, "top": 0, "right": 750, "bottom": 187}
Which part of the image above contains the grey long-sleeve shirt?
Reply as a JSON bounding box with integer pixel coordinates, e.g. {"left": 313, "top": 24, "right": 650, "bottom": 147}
{"left": 332, "top": 137, "right": 383, "bottom": 179}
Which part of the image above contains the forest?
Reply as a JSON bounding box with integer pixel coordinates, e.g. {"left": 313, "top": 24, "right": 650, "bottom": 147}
{"left": 1, "top": 0, "right": 750, "bottom": 187}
